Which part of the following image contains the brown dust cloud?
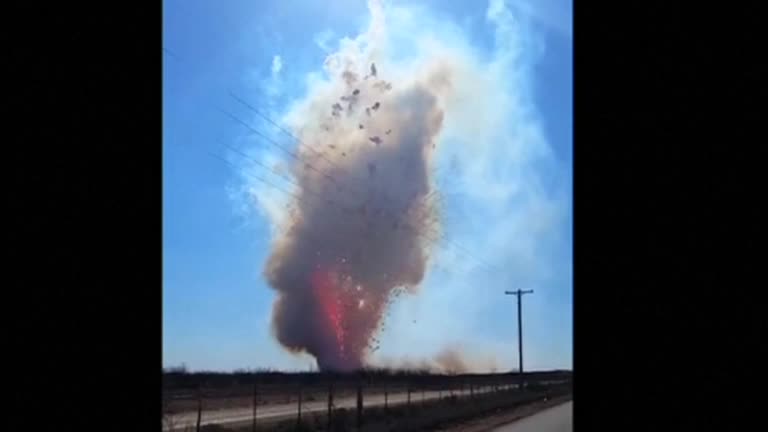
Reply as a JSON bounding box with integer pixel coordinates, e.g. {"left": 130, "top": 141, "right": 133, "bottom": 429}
{"left": 244, "top": 0, "right": 545, "bottom": 373}
{"left": 263, "top": 57, "right": 451, "bottom": 371}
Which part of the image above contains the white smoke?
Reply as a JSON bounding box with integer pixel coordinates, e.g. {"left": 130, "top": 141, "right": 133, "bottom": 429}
{"left": 234, "top": 0, "right": 569, "bottom": 370}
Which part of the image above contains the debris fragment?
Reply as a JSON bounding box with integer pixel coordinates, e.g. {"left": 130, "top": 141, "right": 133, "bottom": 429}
{"left": 352, "top": 89, "right": 360, "bottom": 96}
{"left": 341, "top": 70, "right": 358, "bottom": 85}
{"left": 373, "top": 81, "right": 392, "bottom": 92}
{"left": 372, "top": 102, "right": 380, "bottom": 110}
{"left": 365, "top": 108, "right": 371, "bottom": 116}
{"left": 359, "top": 124, "right": 364, "bottom": 130}
{"left": 385, "top": 129, "right": 392, "bottom": 135}
{"left": 369, "top": 136, "right": 382, "bottom": 146}
{"left": 370, "top": 63, "right": 377, "bottom": 77}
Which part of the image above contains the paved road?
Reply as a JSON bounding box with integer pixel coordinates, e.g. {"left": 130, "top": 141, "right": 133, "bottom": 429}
{"left": 164, "top": 386, "right": 506, "bottom": 431}
{"left": 490, "top": 401, "right": 572, "bottom": 432}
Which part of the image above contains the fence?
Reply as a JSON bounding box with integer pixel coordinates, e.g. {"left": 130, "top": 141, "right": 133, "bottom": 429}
{"left": 162, "top": 372, "right": 572, "bottom": 432}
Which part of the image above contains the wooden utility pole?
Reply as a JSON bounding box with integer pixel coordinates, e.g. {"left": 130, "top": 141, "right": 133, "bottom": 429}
{"left": 505, "top": 289, "right": 533, "bottom": 388}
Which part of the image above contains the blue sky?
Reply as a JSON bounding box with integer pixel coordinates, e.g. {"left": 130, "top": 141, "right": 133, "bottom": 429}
{"left": 163, "top": 0, "right": 572, "bottom": 372}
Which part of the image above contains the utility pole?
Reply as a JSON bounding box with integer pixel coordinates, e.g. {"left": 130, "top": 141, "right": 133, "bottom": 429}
{"left": 505, "top": 289, "right": 533, "bottom": 389}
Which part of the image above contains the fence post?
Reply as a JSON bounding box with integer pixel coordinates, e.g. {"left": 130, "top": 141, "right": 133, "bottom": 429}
{"left": 384, "top": 382, "right": 388, "bottom": 411}
{"left": 327, "top": 379, "right": 334, "bottom": 431}
{"left": 407, "top": 382, "right": 411, "bottom": 410}
{"left": 252, "top": 381, "right": 258, "bottom": 432}
{"left": 356, "top": 380, "right": 363, "bottom": 430}
{"left": 297, "top": 382, "right": 302, "bottom": 426}
{"left": 196, "top": 386, "right": 202, "bottom": 432}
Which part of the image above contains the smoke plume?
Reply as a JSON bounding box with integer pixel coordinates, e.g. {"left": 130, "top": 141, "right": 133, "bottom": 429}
{"left": 374, "top": 347, "right": 500, "bottom": 374}
{"left": 259, "top": 2, "right": 460, "bottom": 371}
{"left": 238, "top": 0, "right": 566, "bottom": 372}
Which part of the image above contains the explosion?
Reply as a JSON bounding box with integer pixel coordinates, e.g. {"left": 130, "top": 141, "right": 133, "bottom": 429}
{"left": 262, "top": 41, "right": 449, "bottom": 370}
{"left": 245, "top": 0, "right": 548, "bottom": 372}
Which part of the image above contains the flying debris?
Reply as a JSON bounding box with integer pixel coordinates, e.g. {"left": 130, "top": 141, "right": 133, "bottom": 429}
{"left": 263, "top": 43, "right": 443, "bottom": 372}
{"left": 332, "top": 102, "right": 343, "bottom": 117}
{"left": 374, "top": 81, "right": 393, "bottom": 92}
{"left": 342, "top": 70, "right": 358, "bottom": 85}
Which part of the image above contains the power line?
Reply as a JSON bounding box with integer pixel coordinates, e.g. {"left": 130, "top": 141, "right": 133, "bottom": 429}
{"left": 228, "top": 91, "right": 342, "bottom": 172}
{"left": 216, "top": 107, "right": 339, "bottom": 185}
{"left": 209, "top": 148, "right": 479, "bottom": 280}
{"left": 221, "top": 102, "right": 496, "bottom": 272}
{"left": 163, "top": 44, "right": 498, "bottom": 273}
{"left": 219, "top": 140, "right": 301, "bottom": 190}
{"left": 228, "top": 91, "right": 446, "bottom": 214}
{"left": 208, "top": 151, "right": 300, "bottom": 201}
{"left": 163, "top": 46, "right": 460, "bottom": 256}
{"left": 208, "top": 150, "right": 476, "bottom": 279}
